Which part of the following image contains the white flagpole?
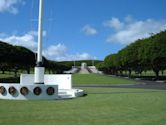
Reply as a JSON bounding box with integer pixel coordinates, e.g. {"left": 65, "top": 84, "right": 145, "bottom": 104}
{"left": 37, "top": 0, "right": 43, "bottom": 63}
{"left": 34, "top": 0, "right": 45, "bottom": 84}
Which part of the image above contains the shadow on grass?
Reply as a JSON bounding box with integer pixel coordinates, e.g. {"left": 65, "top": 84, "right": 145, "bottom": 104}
{"left": 130, "top": 75, "right": 166, "bottom": 81}
{"left": 0, "top": 77, "right": 20, "bottom": 83}
{"left": 88, "top": 90, "right": 165, "bottom": 95}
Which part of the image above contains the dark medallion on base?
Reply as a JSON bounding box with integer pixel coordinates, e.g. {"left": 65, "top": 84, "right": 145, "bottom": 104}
{"left": 33, "top": 87, "right": 42, "bottom": 95}
{"left": 20, "top": 87, "right": 29, "bottom": 96}
{"left": 9, "top": 86, "right": 16, "bottom": 95}
{"left": 0, "top": 86, "right": 6, "bottom": 95}
{"left": 47, "top": 87, "right": 55, "bottom": 95}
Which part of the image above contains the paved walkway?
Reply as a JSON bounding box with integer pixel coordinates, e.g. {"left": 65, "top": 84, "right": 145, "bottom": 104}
{"left": 74, "top": 79, "right": 166, "bottom": 90}
{"left": 78, "top": 68, "right": 90, "bottom": 74}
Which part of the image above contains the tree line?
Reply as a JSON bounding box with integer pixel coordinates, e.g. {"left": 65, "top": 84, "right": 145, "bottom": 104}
{"left": 96, "top": 30, "right": 166, "bottom": 80}
{"left": 0, "top": 41, "right": 102, "bottom": 76}
{"left": 0, "top": 41, "right": 68, "bottom": 76}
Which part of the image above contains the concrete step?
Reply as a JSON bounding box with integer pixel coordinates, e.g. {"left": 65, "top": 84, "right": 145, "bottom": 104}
{"left": 58, "top": 91, "right": 68, "bottom": 94}
{"left": 58, "top": 94, "right": 73, "bottom": 99}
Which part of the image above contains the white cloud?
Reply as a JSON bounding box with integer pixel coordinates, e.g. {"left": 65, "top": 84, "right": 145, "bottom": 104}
{"left": 0, "top": 31, "right": 47, "bottom": 51}
{"left": 103, "top": 17, "right": 124, "bottom": 30}
{"left": 0, "top": 31, "right": 38, "bottom": 51}
{"left": 67, "top": 52, "right": 92, "bottom": 61}
{"left": 105, "top": 17, "right": 166, "bottom": 45}
{"left": 43, "top": 44, "right": 67, "bottom": 57}
{"left": 0, "top": 31, "right": 94, "bottom": 61}
{"left": 54, "top": 53, "right": 93, "bottom": 61}
{"left": 29, "top": 30, "right": 46, "bottom": 37}
{"left": 124, "top": 15, "right": 134, "bottom": 23}
{"left": 81, "top": 25, "right": 97, "bottom": 36}
{"left": 0, "top": 0, "right": 24, "bottom": 14}
{"left": 43, "top": 44, "right": 94, "bottom": 61}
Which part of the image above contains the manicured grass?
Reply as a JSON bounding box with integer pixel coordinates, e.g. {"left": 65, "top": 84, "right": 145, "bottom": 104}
{"left": 73, "top": 74, "right": 137, "bottom": 85}
{"left": 0, "top": 88, "right": 166, "bottom": 125}
{"left": 0, "top": 73, "right": 14, "bottom": 78}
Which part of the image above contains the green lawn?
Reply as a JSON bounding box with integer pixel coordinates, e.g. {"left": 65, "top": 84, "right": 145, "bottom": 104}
{"left": 0, "top": 72, "right": 137, "bottom": 84}
{"left": 0, "top": 88, "right": 166, "bottom": 125}
{"left": 73, "top": 74, "right": 137, "bottom": 85}
{"left": 0, "top": 73, "right": 14, "bottom": 78}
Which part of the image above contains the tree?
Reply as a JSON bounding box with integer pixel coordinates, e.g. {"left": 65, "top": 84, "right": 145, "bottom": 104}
{"left": 96, "top": 62, "right": 107, "bottom": 73}
{"left": 103, "top": 30, "right": 166, "bottom": 79}
{"left": 146, "top": 31, "right": 166, "bottom": 79}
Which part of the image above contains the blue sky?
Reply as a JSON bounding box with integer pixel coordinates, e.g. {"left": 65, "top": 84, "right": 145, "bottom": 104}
{"left": 0, "top": 0, "right": 166, "bottom": 61}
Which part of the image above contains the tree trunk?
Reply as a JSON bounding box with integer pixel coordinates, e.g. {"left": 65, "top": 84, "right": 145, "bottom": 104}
{"left": 144, "top": 70, "right": 147, "bottom": 75}
{"left": 139, "top": 70, "right": 142, "bottom": 77}
{"left": 128, "top": 69, "right": 131, "bottom": 78}
{"left": 161, "top": 70, "right": 164, "bottom": 76}
{"left": 49, "top": 69, "right": 51, "bottom": 74}
{"left": 14, "top": 71, "right": 18, "bottom": 77}
{"left": 120, "top": 70, "right": 123, "bottom": 76}
{"left": 27, "top": 68, "right": 30, "bottom": 74}
{"left": 153, "top": 69, "right": 159, "bottom": 80}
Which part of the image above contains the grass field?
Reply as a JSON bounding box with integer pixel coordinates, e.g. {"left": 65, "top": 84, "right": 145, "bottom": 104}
{"left": 0, "top": 88, "right": 166, "bottom": 125}
{"left": 0, "top": 73, "right": 14, "bottom": 78}
{"left": 73, "top": 74, "right": 137, "bottom": 85}
{"left": 0, "top": 73, "right": 137, "bottom": 84}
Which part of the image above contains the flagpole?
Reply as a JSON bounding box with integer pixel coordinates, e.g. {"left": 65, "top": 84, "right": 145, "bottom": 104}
{"left": 34, "top": 0, "right": 45, "bottom": 84}
{"left": 37, "top": 0, "right": 43, "bottom": 63}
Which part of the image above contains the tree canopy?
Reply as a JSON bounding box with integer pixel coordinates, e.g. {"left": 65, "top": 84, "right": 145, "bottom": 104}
{"left": 97, "top": 30, "right": 166, "bottom": 79}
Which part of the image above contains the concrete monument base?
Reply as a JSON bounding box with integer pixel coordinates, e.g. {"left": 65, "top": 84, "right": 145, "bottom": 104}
{"left": 0, "top": 74, "right": 84, "bottom": 100}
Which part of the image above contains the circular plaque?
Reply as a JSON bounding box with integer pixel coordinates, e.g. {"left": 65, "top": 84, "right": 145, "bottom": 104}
{"left": 20, "top": 87, "right": 29, "bottom": 96}
{"left": 46, "top": 87, "right": 55, "bottom": 95}
{"left": 8, "top": 86, "right": 16, "bottom": 95}
{"left": 33, "top": 87, "right": 42, "bottom": 95}
{"left": 0, "top": 86, "right": 6, "bottom": 95}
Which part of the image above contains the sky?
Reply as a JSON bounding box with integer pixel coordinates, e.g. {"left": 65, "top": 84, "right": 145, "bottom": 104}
{"left": 0, "top": 0, "right": 166, "bottom": 61}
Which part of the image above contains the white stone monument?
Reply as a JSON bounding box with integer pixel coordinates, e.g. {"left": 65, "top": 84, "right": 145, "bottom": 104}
{"left": 81, "top": 62, "right": 87, "bottom": 69}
